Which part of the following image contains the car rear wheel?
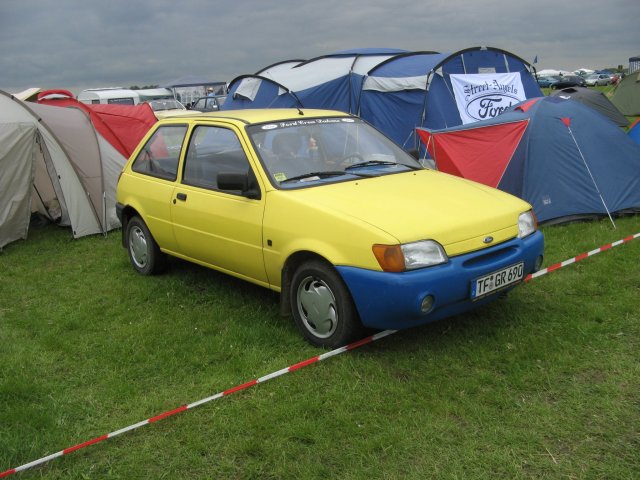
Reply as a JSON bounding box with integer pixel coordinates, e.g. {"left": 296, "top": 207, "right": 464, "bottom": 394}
{"left": 126, "top": 216, "right": 167, "bottom": 275}
{"left": 290, "top": 260, "right": 363, "bottom": 348}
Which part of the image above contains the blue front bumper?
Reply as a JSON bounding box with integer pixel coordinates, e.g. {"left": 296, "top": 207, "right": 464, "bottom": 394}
{"left": 336, "top": 231, "right": 544, "bottom": 330}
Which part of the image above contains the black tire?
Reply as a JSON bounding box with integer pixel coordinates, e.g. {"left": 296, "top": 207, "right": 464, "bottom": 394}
{"left": 290, "top": 260, "right": 363, "bottom": 348}
{"left": 126, "top": 216, "right": 167, "bottom": 275}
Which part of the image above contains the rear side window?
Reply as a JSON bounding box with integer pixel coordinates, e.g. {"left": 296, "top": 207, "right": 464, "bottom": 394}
{"left": 132, "top": 125, "right": 187, "bottom": 180}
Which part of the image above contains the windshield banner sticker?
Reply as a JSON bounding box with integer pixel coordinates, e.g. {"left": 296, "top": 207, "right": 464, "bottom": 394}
{"left": 450, "top": 73, "right": 526, "bottom": 125}
{"left": 261, "top": 118, "right": 355, "bottom": 130}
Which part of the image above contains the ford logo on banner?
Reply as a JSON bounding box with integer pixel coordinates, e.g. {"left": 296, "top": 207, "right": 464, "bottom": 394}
{"left": 465, "top": 93, "right": 521, "bottom": 122}
{"left": 450, "top": 73, "right": 527, "bottom": 125}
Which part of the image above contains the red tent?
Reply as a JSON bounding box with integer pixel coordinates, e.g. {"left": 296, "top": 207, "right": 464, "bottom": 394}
{"left": 37, "top": 90, "right": 157, "bottom": 158}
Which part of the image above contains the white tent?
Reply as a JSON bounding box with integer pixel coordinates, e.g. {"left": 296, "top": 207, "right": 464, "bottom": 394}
{"left": 0, "top": 90, "right": 126, "bottom": 249}
{"left": 537, "top": 69, "right": 572, "bottom": 77}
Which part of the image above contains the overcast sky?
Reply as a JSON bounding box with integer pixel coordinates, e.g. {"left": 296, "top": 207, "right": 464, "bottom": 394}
{"left": 1, "top": 0, "right": 638, "bottom": 95}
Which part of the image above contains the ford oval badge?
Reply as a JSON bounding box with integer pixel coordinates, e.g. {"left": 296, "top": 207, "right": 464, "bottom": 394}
{"left": 483, "top": 236, "right": 494, "bottom": 244}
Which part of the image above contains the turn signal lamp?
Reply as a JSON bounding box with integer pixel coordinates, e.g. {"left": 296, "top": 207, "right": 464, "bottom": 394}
{"left": 372, "top": 244, "right": 405, "bottom": 272}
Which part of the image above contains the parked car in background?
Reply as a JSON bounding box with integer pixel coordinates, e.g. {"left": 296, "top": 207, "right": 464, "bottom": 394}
{"left": 537, "top": 76, "right": 559, "bottom": 88}
{"left": 610, "top": 73, "right": 623, "bottom": 85}
{"left": 550, "top": 75, "right": 586, "bottom": 89}
{"left": 584, "top": 74, "right": 611, "bottom": 87}
{"left": 190, "top": 95, "right": 226, "bottom": 112}
{"left": 116, "top": 109, "right": 544, "bottom": 347}
{"left": 146, "top": 99, "right": 198, "bottom": 118}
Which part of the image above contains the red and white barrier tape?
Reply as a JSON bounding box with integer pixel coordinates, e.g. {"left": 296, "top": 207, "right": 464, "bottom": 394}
{"left": 0, "top": 331, "right": 397, "bottom": 478}
{"left": 524, "top": 232, "right": 640, "bottom": 283}
{"left": 2, "top": 231, "right": 639, "bottom": 478}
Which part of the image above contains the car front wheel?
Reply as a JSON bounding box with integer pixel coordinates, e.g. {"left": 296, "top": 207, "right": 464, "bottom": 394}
{"left": 290, "top": 260, "right": 363, "bottom": 348}
{"left": 126, "top": 216, "right": 167, "bottom": 275}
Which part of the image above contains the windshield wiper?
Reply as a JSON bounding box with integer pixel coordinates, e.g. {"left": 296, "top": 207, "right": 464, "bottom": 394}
{"left": 345, "top": 160, "right": 421, "bottom": 171}
{"left": 279, "top": 171, "right": 349, "bottom": 184}
{"left": 279, "top": 170, "right": 376, "bottom": 184}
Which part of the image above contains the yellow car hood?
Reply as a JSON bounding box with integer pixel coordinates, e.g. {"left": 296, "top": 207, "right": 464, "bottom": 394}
{"left": 283, "top": 170, "right": 531, "bottom": 256}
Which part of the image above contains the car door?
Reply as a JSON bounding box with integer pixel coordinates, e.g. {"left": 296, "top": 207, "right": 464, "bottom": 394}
{"left": 170, "top": 124, "right": 268, "bottom": 285}
{"left": 128, "top": 124, "right": 188, "bottom": 252}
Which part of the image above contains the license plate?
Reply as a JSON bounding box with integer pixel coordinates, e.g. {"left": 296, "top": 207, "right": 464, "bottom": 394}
{"left": 471, "top": 262, "right": 524, "bottom": 300}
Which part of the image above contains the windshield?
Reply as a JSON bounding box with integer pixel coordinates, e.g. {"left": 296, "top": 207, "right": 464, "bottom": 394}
{"left": 247, "top": 117, "right": 422, "bottom": 187}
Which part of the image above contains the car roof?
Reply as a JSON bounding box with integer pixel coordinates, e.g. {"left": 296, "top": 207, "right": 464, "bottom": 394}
{"left": 156, "top": 108, "right": 350, "bottom": 126}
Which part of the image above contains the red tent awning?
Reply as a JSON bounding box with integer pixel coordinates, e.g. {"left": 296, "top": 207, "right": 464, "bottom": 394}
{"left": 417, "top": 120, "right": 529, "bottom": 188}
{"left": 38, "top": 92, "right": 157, "bottom": 158}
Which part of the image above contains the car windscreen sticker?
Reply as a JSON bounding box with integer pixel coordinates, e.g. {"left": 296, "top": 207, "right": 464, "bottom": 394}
{"left": 259, "top": 118, "right": 358, "bottom": 132}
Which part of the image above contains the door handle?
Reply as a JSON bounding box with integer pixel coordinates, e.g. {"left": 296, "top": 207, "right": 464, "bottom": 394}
{"left": 176, "top": 192, "right": 187, "bottom": 201}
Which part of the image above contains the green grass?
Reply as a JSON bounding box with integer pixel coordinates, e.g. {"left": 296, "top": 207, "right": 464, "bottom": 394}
{"left": 1, "top": 216, "right": 639, "bottom": 479}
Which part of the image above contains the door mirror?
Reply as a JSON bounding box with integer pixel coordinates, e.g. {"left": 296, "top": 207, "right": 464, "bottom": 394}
{"left": 218, "top": 172, "right": 261, "bottom": 199}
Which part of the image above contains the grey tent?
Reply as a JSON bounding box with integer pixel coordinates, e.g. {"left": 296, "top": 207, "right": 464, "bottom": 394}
{"left": 0, "top": 90, "right": 126, "bottom": 249}
{"left": 551, "top": 86, "right": 629, "bottom": 127}
{"left": 0, "top": 123, "right": 38, "bottom": 247}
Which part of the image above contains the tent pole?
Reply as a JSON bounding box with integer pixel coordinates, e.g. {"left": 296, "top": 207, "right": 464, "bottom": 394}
{"left": 567, "top": 127, "right": 616, "bottom": 229}
{"left": 32, "top": 185, "right": 54, "bottom": 221}
{"left": 103, "top": 191, "right": 107, "bottom": 236}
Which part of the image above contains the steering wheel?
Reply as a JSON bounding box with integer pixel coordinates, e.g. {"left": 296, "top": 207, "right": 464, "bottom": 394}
{"left": 337, "top": 152, "right": 364, "bottom": 167}
{"left": 143, "top": 148, "right": 160, "bottom": 173}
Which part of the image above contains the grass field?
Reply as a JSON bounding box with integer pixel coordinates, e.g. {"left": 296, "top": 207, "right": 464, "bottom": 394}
{"left": 1, "top": 214, "right": 639, "bottom": 479}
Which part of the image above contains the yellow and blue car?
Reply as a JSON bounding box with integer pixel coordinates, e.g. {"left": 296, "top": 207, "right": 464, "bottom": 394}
{"left": 116, "top": 109, "right": 544, "bottom": 347}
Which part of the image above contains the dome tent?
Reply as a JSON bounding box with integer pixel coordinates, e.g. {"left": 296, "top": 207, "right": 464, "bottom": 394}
{"left": 550, "top": 86, "right": 629, "bottom": 127}
{"left": 0, "top": 90, "right": 126, "bottom": 249}
{"left": 359, "top": 46, "right": 542, "bottom": 146}
{"left": 417, "top": 96, "right": 640, "bottom": 225}
{"left": 222, "top": 46, "right": 542, "bottom": 150}
{"left": 629, "top": 118, "right": 640, "bottom": 145}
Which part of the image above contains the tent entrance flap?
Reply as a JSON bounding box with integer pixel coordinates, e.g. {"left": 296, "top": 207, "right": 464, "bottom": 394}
{"left": 0, "top": 123, "right": 37, "bottom": 248}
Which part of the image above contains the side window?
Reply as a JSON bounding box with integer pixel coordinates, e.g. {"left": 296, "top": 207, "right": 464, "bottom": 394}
{"left": 107, "top": 98, "right": 135, "bottom": 105}
{"left": 131, "top": 125, "right": 187, "bottom": 181}
{"left": 182, "top": 125, "right": 254, "bottom": 193}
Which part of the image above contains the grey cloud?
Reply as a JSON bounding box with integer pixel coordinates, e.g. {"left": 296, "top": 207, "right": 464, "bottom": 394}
{"left": 0, "top": 0, "right": 638, "bottom": 94}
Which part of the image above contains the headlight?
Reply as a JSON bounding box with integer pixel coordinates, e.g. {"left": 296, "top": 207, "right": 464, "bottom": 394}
{"left": 518, "top": 210, "right": 537, "bottom": 238}
{"left": 372, "top": 240, "right": 448, "bottom": 272}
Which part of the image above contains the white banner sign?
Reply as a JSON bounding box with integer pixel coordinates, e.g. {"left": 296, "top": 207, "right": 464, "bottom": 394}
{"left": 450, "top": 73, "right": 527, "bottom": 124}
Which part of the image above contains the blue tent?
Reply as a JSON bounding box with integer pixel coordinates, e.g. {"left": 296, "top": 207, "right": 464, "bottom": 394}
{"left": 357, "top": 52, "right": 447, "bottom": 146}
{"left": 359, "top": 47, "right": 542, "bottom": 147}
{"left": 417, "top": 96, "right": 640, "bottom": 224}
{"left": 223, "top": 49, "right": 411, "bottom": 113}
{"left": 629, "top": 119, "right": 640, "bottom": 145}
{"left": 222, "top": 46, "right": 542, "bottom": 150}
